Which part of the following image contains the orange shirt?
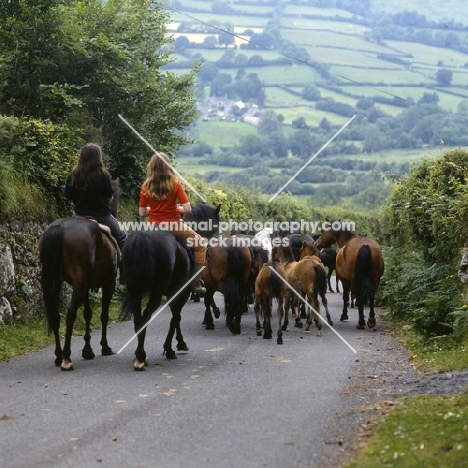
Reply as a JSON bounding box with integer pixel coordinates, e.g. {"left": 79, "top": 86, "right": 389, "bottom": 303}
{"left": 139, "top": 179, "right": 189, "bottom": 224}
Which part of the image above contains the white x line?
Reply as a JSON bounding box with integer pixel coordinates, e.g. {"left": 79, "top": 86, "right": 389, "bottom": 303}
{"left": 268, "top": 115, "right": 356, "bottom": 202}
{"left": 268, "top": 266, "right": 357, "bottom": 353}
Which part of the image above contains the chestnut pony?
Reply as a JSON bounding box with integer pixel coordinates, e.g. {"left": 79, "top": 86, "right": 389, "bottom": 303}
{"left": 316, "top": 220, "right": 384, "bottom": 329}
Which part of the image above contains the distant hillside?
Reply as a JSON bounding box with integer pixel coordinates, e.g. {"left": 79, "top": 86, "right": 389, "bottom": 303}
{"left": 167, "top": 0, "right": 468, "bottom": 209}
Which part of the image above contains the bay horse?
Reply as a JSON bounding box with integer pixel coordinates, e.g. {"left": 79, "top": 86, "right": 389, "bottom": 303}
{"left": 316, "top": 220, "right": 385, "bottom": 329}
{"left": 119, "top": 204, "right": 220, "bottom": 370}
{"left": 254, "top": 261, "right": 289, "bottom": 344}
{"left": 202, "top": 236, "right": 252, "bottom": 334}
{"left": 39, "top": 217, "right": 119, "bottom": 370}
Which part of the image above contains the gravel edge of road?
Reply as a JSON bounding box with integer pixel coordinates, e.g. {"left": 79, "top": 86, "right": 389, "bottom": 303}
{"left": 312, "top": 310, "right": 468, "bottom": 468}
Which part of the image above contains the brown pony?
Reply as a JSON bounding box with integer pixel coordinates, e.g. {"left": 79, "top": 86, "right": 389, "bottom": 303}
{"left": 299, "top": 241, "right": 333, "bottom": 326}
{"left": 202, "top": 236, "right": 252, "bottom": 334}
{"left": 254, "top": 261, "right": 289, "bottom": 344}
{"left": 272, "top": 241, "right": 330, "bottom": 333}
{"left": 316, "top": 220, "right": 385, "bottom": 329}
{"left": 39, "top": 217, "right": 119, "bottom": 370}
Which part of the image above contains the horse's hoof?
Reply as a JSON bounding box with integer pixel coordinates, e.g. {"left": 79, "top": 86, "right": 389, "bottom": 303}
{"left": 256, "top": 330, "right": 262, "bottom": 337}
{"left": 213, "top": 308, "right": 220, "bottom": 319}
{"left": 263, "top": 333, "right": 272, "bottom": 340}
{"left": 228, "top": 322, "right": 241, "bottom": 335}
{"left": 277, "top": 337, "right": 283, "bottom": 345}
{"left": 356, "top": 323, "right": 365, "bottom": 330}
{"left": 133, "top": 359, "right": 146, "bottom": 371}
{"left": 202, "top": 318, "right": 207, "bottom": 325}
{"left": 81, "top": 349, "right": 96, "bottom": 360}
{"left": 101, "top": 346, "right": 115, "bottom": 356}
{"left": 54, "top": 357, "right": 62, "bottom": 367}
{"left": 367, "top": 318, "right": 376, "bottom": 328}
{"left": 163, "top": 349, "right": 177, "bottom": 360}
{"left": 281, "top": 324, "right": 288, "bottom": 331}
{"left": 61, "top": 360, "right": 74, "bottom": 371}
{"left": 316, "top": 330, "right": 322, "bottom": 337}
{"left": 294, "top": 321, "right": 303, "bottom": 329}
{"left": 328, "top": 319, "right": 334, "bottom": 326}
{"left": 340, "top": 314, "right": 348, "bottom": 322}
{"left": 205, "top": 322, "right": 215, "bottom": 330}
{"left": 177, "top": 342, "right": 189, "bottom": 352}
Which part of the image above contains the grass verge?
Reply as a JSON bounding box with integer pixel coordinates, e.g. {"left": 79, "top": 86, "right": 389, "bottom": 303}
{"left": 0, "top": 289, "right": 123, "bottom": 362}
{"left": 346, "top": 393, "right": 468, "bottom": 468}
{"left": 345, "top": 319, "right": 468, "bottom": 468}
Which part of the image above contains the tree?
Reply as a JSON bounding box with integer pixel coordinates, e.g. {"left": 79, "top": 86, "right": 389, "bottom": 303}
{"left": 436, "top": 69, "right": 453, "bottom": 86}
{"left": 219, "top": 31, "right": 235, "bottom": 47}
{"left": 257, "top": 110, "right": 281, "bottom": 136}
{"left": 174, "top": 36, "right": 191, "bottom": 52}
{"left": 0, "top": 0, "right": 201, "bottom": 196}
{"left": 292, "top": 117, "right": 308, "bottom": 129}
{"left": 301, "top": 84, "right": 321, "bottom": 101}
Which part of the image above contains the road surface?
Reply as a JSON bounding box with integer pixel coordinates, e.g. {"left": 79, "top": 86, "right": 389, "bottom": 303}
{"left": 0, "top": 287, "right": 399, "bottom": 468}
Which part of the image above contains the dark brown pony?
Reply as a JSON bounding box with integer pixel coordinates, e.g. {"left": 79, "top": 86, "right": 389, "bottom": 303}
{"left": 39, "top": 217, "right": 119, "bottom": 370}
{"left": 254, "top": 261, "right": 289, "bottom": 344}
{"left": 119, "top": 204, "right": 221, "bottom": 370}
{"left": 316, "top": 220, "right": 385, "bottom": 329}
{"left": 202, "top": 236, "right": 252, "bottom": 334}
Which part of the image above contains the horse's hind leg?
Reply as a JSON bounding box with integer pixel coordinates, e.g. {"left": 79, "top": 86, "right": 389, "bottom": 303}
{"left": 263, "top": 296, "right": 273, "bottom": 340}
{"left": 133, "top": 294, "right": 159, "bottom": 370}
{"left": 308, "top": 295, "right": 322, "bottom": 336}
{"left": 203, "top": 290, "right": 215, "bottom": 330}
{"left": 321, "top": 292, "right": 333, "bottom": 326}
{"left": 163, "top": 309, "right": 179, "bottom": 360}
{"left": 254, "top": 296, "right": 263, "bottom": 337}
{"left": 82, "top": 292, "right": 95, "bottom": 360}
{"left": 277, "top": 295, "right": 284, "bottom": 345}
{"left": 327, "top": 270, "right": 334, "bottom": 293}
{"left": 340, "top": 283, "right": 350, "bottom": 322}
{"left": 61, "top": 288, "right": 84, "bottom": 371}
{"left": 100, "top": 284, "right": 115, "bottom": 356}
{"left": 51, "top": 319, "right": 63, "bottom": 367}
{"left": 367, "top": 296, "right": 376, "bottom": 329}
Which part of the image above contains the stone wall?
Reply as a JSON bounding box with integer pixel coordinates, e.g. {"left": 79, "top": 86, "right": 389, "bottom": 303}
{"left": 0, "top": 220, "right": 47, "bottom": 323}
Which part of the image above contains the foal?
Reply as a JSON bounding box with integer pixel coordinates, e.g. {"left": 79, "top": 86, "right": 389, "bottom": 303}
{"left": 254, "top": 261, "right": 289, "bottom": 344}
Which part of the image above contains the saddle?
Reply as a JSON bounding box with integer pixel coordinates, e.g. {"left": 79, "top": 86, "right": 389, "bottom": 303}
{"left": 78, "top": 215, "right": 122, "bottom": 263}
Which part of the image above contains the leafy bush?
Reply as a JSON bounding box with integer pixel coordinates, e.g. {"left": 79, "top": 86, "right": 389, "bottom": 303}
{"left": 380, "top": 148, "right": 468, "bottom": 338}
{"left": 382, "top": 149, "right": 468, "bottom": 263}
{"left": 379, "top": 248, "right": 464, "bottom": 337}
{"left": 0, "top": 115, "right": 83, "bottom": 219}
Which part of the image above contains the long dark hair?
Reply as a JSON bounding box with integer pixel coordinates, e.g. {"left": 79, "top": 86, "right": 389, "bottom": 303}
{"left": 70, "top": 143, "right": 111, "bottom": 190}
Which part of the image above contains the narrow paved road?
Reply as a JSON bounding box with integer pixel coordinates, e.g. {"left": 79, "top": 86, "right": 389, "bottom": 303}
{"left": 0, "top": 288, "right": 402, "bottom": 468}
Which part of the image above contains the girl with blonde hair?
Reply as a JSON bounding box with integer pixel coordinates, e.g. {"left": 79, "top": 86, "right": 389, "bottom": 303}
{"left": 138, "top": 152, "right": 207, "bottom": 294}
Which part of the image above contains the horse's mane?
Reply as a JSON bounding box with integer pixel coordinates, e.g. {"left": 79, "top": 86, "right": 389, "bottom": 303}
{"left": 184, "top": 203, "right": 219, "bottom": 223}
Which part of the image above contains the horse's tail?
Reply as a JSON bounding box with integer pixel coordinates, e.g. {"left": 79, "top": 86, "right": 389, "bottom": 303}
{"left": 313, "top": 263, "right": 328, "bottom": 298}
{"left": 224, "top": 246, "right": 249, "bottom": 322}
{"left": 39, "top": 225, "right": 64, "bottom": 332}
{"left": 354, "top": 245, "right": 378, "bottom": 306}
{"left": 119, "top": 232, "right": 161, "bottom": 321}
{"left": 270, "top": 263, "right": 284, "bottom": 299}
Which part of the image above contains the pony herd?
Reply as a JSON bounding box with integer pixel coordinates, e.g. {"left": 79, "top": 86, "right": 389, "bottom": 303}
{"left": 39, "top": 208, "right": 384, "bottom": 371}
